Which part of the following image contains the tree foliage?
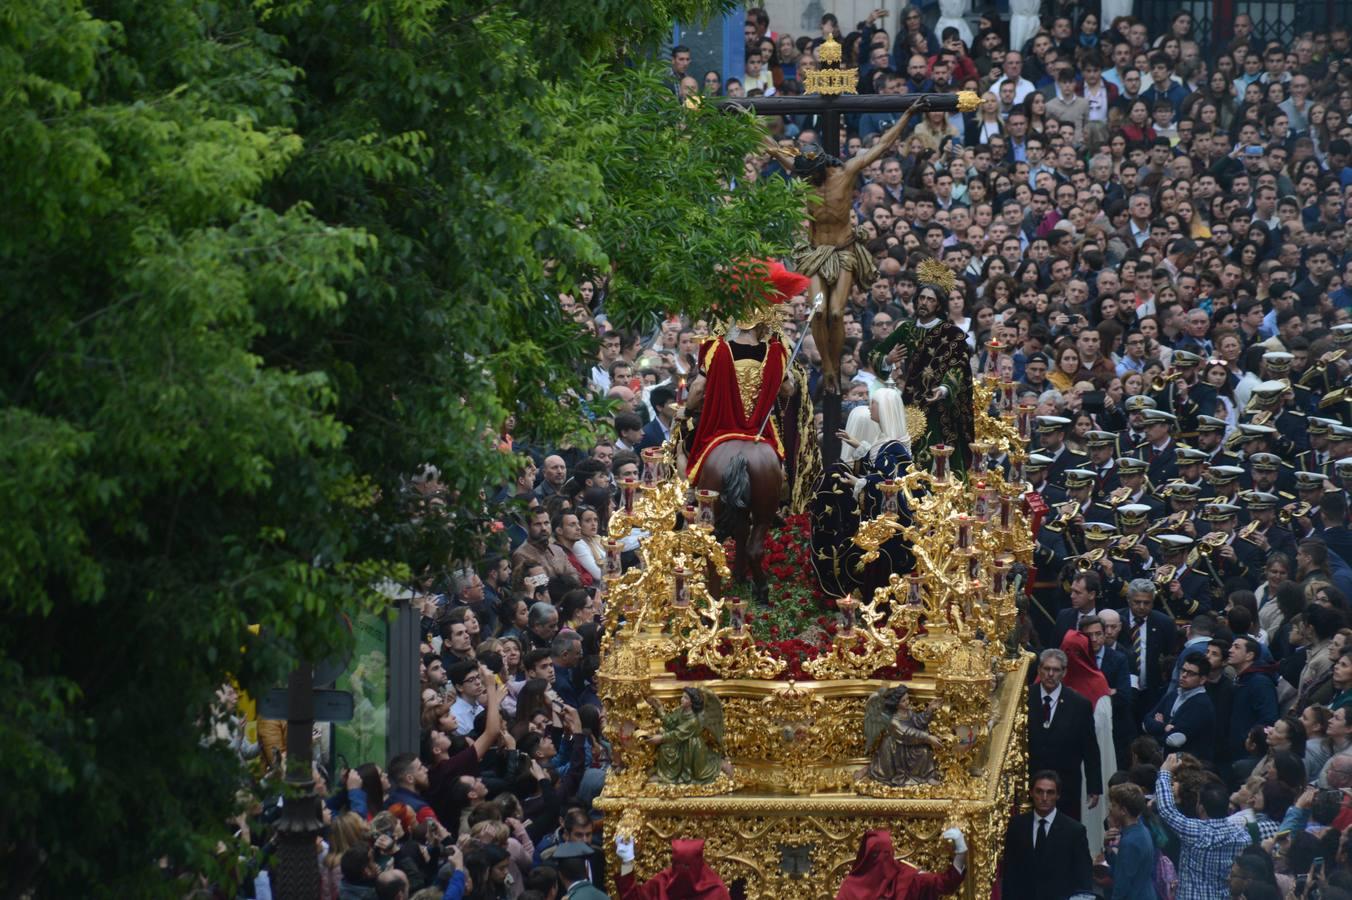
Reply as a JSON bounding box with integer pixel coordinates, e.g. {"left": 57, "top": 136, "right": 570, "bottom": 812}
{"left": 0, "top": 0, "right": 801, "bottom": 894}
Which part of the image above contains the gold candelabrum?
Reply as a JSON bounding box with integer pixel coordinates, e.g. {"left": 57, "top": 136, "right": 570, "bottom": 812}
{"left": 594, "top": 368, "right": 1034, "bottom": 898}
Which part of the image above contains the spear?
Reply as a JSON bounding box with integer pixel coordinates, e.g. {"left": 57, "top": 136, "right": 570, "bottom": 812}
{"left": 756, "top": 291, "right": 824, "bottom": 440}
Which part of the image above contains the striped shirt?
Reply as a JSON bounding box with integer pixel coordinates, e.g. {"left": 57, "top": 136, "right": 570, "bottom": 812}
{"left": 1156, "top": 770, "right": 1251, "bottom": 900}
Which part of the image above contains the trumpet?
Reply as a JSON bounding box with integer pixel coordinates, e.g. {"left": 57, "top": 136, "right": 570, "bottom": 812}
{"left": 1188, "top": 532, "right": 1230, "bottom": 578}
{"left": 1153, "top": 564, "right": 1178, "bottom": 586}
{"left": 1107, "top": 486, "right": 1133, "bottom": 507}
{"left": 1110, "top": 533, "right": 1142, "bottom": 560}
{"left": 1146, "top": 511, "right": 1190, "bottom": 535}
{"left": 1280, "top": 502, "right": 1312, "bottom": 525}
{"left": 1071, "top": 548, "right": 1108, "bottom": 570}
{"left": 1300, "top": 349, "right": 1346, "bottom": 387}
{"left": 1237, "top": 520, "right": 1263, "bottom": 542}
{"left": 1151, "top": 369, "right": 1183, "bottom": 392}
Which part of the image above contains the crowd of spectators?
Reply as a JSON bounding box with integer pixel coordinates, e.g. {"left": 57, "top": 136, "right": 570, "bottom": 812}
{"left": 206, "top": 4, "right": 1352, "bottom": 899}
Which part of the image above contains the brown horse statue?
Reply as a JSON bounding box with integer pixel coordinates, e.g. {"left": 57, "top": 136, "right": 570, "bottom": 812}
{"left": 694, "top": 439, "right": 783, "bottom": 604}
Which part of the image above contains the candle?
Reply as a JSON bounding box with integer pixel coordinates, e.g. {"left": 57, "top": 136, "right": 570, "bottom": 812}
{"left": 999, "top": 493, "right": 1014, "bottom": 529}
{"left": 621, "top": 476, "right": 637, "bottom": 513}
{"left": 972, "top": 481, "right": 990, "bottom": 521}
{"left": 977, "top": 485, "right": 997, "bottom": 523}
{"left": 839, "top": 595, "right": 858, "bottom": 637}
{"left": 985, "top": 339, "right": 1004, "bottom": 376}
{"left": 955, "top": 514, "right": 972, "bottom": 549}
{"left": 641, "top": 448, "right": 662, "bottom": 488}
{"left": 696, "top": 489, "right": 719, "bottom": 529}
{"left": 931, "top": 444, "right": 952, "bottom": 481}
{"left": 604, "top": 540, "right": 623, "bottom": 579}
{"left": 969, "top": 444, "right": 989, "bottom": 474}
{"left": 1002, "top": 380, "right": 1016, "bottom": 412}
{"left": 729, "top": 599, "right": 746, "bottom": 634}
{"left": 1017, "top": 403, "right": 1035, "bottom": 441}
{"left": 881, "top": 478, "right": 901, "bottom": 516}
{"left": 673, "top": 565, "right": 689, "bottom": 608}
{"left": 966, "top": 551, "right": 980, "bottom": 580}
{"left": 907, "top": 573, "right": 923, "bottom": 606}
{"left": 992, "top": 558, "right": 1009, "bottom": 595}
{"left": 1009, "top": 458, "right": 1025, "bottom": 484}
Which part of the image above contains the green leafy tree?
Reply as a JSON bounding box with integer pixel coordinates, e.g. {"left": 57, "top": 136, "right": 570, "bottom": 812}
{"left": 0, "top": 0, "right": 800, "bottom": 894}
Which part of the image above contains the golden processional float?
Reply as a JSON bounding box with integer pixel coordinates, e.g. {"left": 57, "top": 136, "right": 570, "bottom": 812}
{"left": 594, "top": 352, "right": 1041, "bottom": 899}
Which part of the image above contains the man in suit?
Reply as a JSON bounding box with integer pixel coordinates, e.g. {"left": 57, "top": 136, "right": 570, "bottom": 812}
{"left": 636, "top": 385, "right": 678, "bottom": 452}
{"left": 1080, "top": 614, "right": 1132, "bottom": 768}
{"left": 1120, "top": 579, "right": 1179, "bottom": 727}
{"left": 1028, "top": 648, "right": 1103, "bottom": 820}
{"left": 1001, "top": 770, "right": 1093, "bottom": 900}
{"left": 1052, "top": 571, "right": 1104, "bottom": 647}
{"left": 1143, "top": 653, "right": 1217, "bottom": 760}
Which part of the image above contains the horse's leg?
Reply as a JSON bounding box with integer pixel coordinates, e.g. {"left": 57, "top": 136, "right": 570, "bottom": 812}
{"left": 746, "top": 517, "right": 770, "bottom": 605}
{"left": 731, "top": 510, "right": 751, "bottom": 587}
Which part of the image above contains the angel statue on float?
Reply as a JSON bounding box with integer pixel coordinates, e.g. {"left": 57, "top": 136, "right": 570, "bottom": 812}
{"left": 862, "top": 684, "right": 945, "bottom": 787}
{"left": 869, "top": 258, "right": 975, "bottom": 474}
{"left": 647, "top": 688, "right": 731, "bottom": 784}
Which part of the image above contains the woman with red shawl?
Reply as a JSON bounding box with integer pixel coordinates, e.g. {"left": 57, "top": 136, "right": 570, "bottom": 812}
{"left": 613, "top": 836, "right": 731, "bottom": 900}
{"left": 835, "top": 828, "right": 968, "bottom": 900}
{"left": 1057, "top": 628, "right": 1115, "bottom": 854}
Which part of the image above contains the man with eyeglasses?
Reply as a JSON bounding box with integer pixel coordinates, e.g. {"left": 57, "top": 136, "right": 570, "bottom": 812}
{"left": 447, "top": 660, "right": 489, "bottom": 735}
{"left": 1145, "top": 655, "right": 1216, "bottom": 760}
{"left": 1116, "top": 332, "right": 1149, "bottom": 377}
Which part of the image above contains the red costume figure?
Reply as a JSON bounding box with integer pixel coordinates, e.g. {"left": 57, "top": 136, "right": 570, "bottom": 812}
{"left": 685, "top": 260, "right": 807, "bottom": 481}
{"left": 835, "top": 829, "right": 967, "bottom": 900}
{"left": 614, "top": 837, "right": 731, "bottom": 900}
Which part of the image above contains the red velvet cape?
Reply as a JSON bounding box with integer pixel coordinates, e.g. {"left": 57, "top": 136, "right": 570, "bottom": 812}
{"left": 835, "top": 830, "right": 964, "bottom": 900}
{"left": 686, "top": 337, "right": 786, "bottom": 480}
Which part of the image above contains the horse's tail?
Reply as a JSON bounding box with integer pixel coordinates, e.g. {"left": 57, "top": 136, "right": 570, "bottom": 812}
{"left": 722, "top": 453, "right": 750, "bottom": 511}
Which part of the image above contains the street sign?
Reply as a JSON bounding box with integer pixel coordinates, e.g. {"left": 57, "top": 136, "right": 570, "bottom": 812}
{"left": 259, "top": 688, "right": 354, "bottom": 723}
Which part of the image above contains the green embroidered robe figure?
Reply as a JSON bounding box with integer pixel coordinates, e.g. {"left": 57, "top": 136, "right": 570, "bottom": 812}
{"left": 646, "top": 688, "right": 728, "bottom": 785}
{"left": 871, "top": 260, "right": 975, "bottom": 473}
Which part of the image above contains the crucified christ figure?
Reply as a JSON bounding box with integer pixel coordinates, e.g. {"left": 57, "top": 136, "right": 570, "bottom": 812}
{"left": 761, "top": 101, "right": 929, "bottom": 394}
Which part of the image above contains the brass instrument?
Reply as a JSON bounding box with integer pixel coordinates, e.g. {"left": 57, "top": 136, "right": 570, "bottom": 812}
{"left": 1056, "top": 501, "right": 1085, "bottom": 556}
{"left": 1071, "top": 548, "right": 1107, "bottom": 570}
{"left": 1151, "top": 369, "right": 1183, "bottom": 392}
{"left": 1107, "top": 486, "right": 1132, "bottom": 507}
{"left": 1280, "top": 502, "right": 1312, "bottom": 525}
{"left": 1153, "top": 563, "right": 1178, "bottom": 586}
{"left": 1146, "top": 511, "right": 1190, "bottom": 536}
{"left": 1237, "top": 520, "right": 1263, "bottom": 542}
{"left": 1186, "top": 531, "right": 1229, "bottom": 566}
{"left": 1300, "top": 349, "right": 1346, "bottom": 387}
{"left": 1110, "top": 533, "right": 1141, "bottom": 561}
